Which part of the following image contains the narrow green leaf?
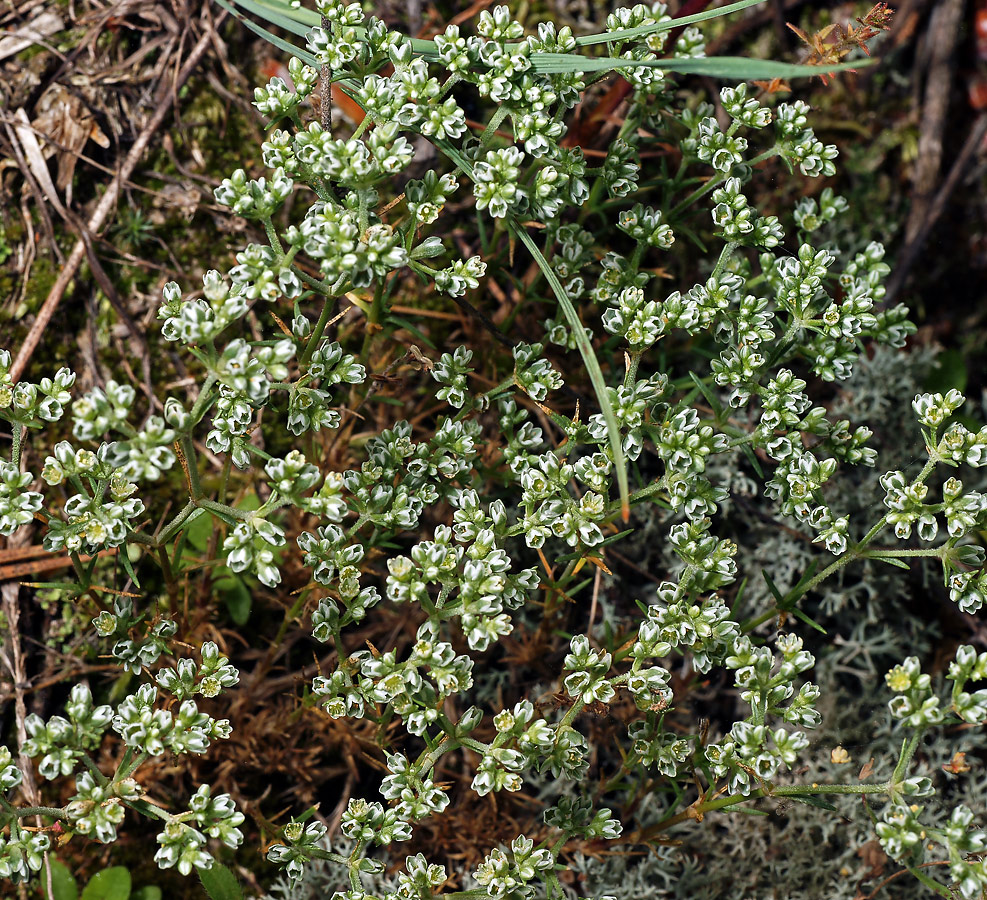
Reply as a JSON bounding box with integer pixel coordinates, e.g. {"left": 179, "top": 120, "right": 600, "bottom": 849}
{"left": 729, "top": 577, "right": 748, "bottom": 616}
{"left": 574, "top": 0, "right": 766, "bottom": 46}
{"left": 528, "top": 53, "right": 875, "bottom": 79}
{"left": 235, "top": 0, "right": 319, "bottom": 26}
{"left": 761, "top": 568, "right": 784, "bottom": 604}
{"left": 597, "top": 527, "right": 636, "bottom": 546}
{"left": 81, "top": 867, "right": 131, "bottom": 900}
{"left": 725, "top": 805, "right": 772, "bottom": 816}
{"left": 787, "top": 794, "right": 838, "bottom": 812}
{"left": 738, "top": 441, "right": 764, "bottom": 479}
{"left": 870, "top": 555, "right": 912, "bottom": 570}
{"left": 513, "top": 224, "right": 630, "bottom": 518}
{"left": 790, "top": 605, "right": 828, "bottom": 635}
{"left": 227, "top": 0, "right": 311, "bottom": 38}
{"left": 198, "top": 864, "right": 245, "bottom": 900}
{"left": 434, "top": 137, "right": 632, "bottom": 518}
{"left": 119, "top": 545, "right": 141, "bottom": 590}
{"left": 218, "top": 574, "right": 253, "bottom": 625}
{"left": 21, "top": 581, "right": 86, "bottom": 591}
{"left": 785, "top": 558, "right": 820, "bottom": 603}
{"left": 214, "top": 0, "right": 318, "bottom": 65}
{"left": 184, "top": 508, "right": 212, "bottom": 552}
{"left": 224, "top": 0, "right": 439, "bottom": 55}
{"left": 688, "top": 371, "right": 722, "bottom": 418}
{"left": 386, "top": 314, "right": 437, "bottom": 348}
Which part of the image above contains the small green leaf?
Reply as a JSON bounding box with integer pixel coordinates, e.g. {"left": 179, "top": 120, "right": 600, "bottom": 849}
{"left": 42, "top": 859, "right": 79, "bottom": 900}
{"left": 789, "top": 605, "right": 828, "bottom": 635}
{"left": 761, "top": 569, "right": 784, "bottom": 604}
{"left": 925, "top": 348, "right": 968, "bottom": 395}
{"left": 81, "top": 867, "right": 131, "bottom": 900}
{"left": 738, "top": 441, "right": 765, "bottom": 479}
{"left": 198, "top": 863, "right": 245, "bottom": 900}
{"left": 386, "top": 315, "right": 437, "bottom": 348}
{"left": 184, "top": 508, "right": 213, "bottom": 552}
{"left": 118, "top": 547, "right": 141, "bottom": 590}
{"left": 236, "top": 492, "right": 262, "bottom": 512}
{"left": 870, "top": 555, "right": 911, "bottom": 570}
{"left": 131, "top": 888, "right": 162, "bottom": 900}
{"left": 688, "top": 372, "right": 723, "bottom": 418}
{"left": 787, "top": 794, "right": 838, "bottom": 812}
{"left": 218, "top": 574, "right": 252, "bottom": 625}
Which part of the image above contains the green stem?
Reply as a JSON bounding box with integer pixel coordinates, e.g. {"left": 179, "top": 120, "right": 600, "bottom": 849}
{"left": 906, "top": 865, "right": 953, "bottom": 899}
{"left": 743, "top": 456, "right": 940, "bottom": 632}
{"left": 670, "top": 149, "right": 779, "bottom": 219}
{"left": 414, "top": 734, "right": 459, "bottom": 777}
{"left": 119, "top": 750, "right": 149, "bottom": 781}
{"left": 438, "top": 72, "right": 463, "bottom": 99}
{"left": 359, "top": 279, "right": 387, "bottom": 367}
{"left": 302, "top": 296, "right": 337, "bottom": 366}
{"left": 655, "top": 779, "right": 890, "bottom": 832}
{"left": 10, "top": 424, "right": 22, "bottom": 468}
{"left": 79, "top": 753, "right": 109, "bottom": 787}
{"left": 860, "top": 547, "right": 945, "bottom": 559}
{"left": 12, "top": 805, "right": 69, "bottom": 820}
{"left": 157, "top": 500, "right": 197, "bottom": 546}
{"left": 69, "top": 551, "right": 90, "bottom": 589}
{"left": 189, "top": 375, "right": 217, "bottom": 425}
{"left": 890, "top": 730, "right": 924, "bottom": 786}
{"left": 479, "top": 106, "right": 510, "bottom": 150}
{"left": 180, "top": 436, "right": 203, "bottom": 500}
{"left": 197, "top": 498, "right": 252, "bottom": 521}
{"left": 624, "top": 351, "right": 642, "bottom": 389}
{"left": 263, "top": 218, "right": 284, "bottom": 256}
{"left": 351, "top": 113, "right": 371, "bottom": 141}
{"left": 711, "top": 241, "right": 738, "bottom": 281}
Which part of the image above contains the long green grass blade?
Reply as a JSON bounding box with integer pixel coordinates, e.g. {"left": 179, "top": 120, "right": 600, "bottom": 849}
{"left": 529, "top": 53, "right": 875, "bottom": 78}
{"left": 512, "top": 224, "right": 631, "bottom": 520}
{"left": 224, "top": 0, "right": 441, "bottom": 56}
{"left": 224, "top": 0, "right": 767, "bottom": 59}
{"left": 215, "top": 0, "right": 318, "bottom": 65}
{"left": 436, "top": 141, "right": 632, "bottom": 518}
{"left": 247, "top": 0, "right": 319, "bottom": 27}
{"left": 225, "top": 0, "right": 869, "bottom": 85}
{"left": 229, "top": 0, "right": 311, "bottom": 38}
{"left": 574, "top": 0, "right": 766, "bottom": 46}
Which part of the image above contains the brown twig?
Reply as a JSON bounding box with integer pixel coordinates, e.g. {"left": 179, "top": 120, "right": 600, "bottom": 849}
{"left": 903, "top": 0, "right": 965, "bottom": 244}
{"left": 885, "top": 112, "right": 987, "bottom": 303}
{"left": 8, "top": 11, "right": 225, "bottom": 383}
{"left": 854, "top": 859, "right": 952, "bottom": 900}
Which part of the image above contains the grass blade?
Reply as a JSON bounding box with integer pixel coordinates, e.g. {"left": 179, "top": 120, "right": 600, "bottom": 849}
{"left": 529, "top": 53, "right": 875, "bottom": 79}
{"left": 224, "top": 0, "right": 441, "bottom": 56}
{"left": 228, "top": 0, "right": 311, "bottom": 38}
{"left": 435, "top": 139, "right": 631, "bottom": 517}
{"left": 574, "top": 0, "right": 766, "bottom": 46}
{"left": 512, "top": 223, "right": 631, "bottom": 520}
{"left": 215, "top": 0, "right": 318, "bottom": 65}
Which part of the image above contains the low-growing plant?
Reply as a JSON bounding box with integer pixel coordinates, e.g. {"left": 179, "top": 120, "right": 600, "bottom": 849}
{"left": 2, "top": 1, "right": 986, "bottom": 898}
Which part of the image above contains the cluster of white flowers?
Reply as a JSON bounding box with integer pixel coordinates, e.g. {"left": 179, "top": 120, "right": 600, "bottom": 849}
{"left": 0, "top": 1, "right": 982, "bottom": 898}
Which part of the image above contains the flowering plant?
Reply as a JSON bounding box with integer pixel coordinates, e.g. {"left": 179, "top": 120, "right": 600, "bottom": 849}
{"left": 1, "top": 2, "right": 985, "bottom": 898}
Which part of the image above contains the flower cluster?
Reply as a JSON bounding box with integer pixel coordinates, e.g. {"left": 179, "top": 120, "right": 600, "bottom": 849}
{"left": 0, "top": 2, "right": 981, "bottom": 899}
